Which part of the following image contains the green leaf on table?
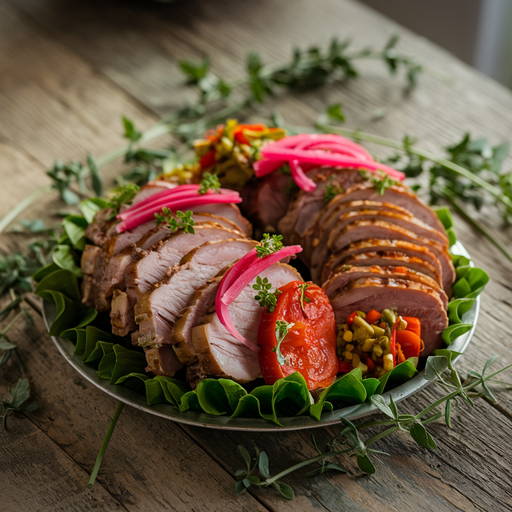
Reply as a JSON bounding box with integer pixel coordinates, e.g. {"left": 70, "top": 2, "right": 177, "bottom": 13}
{"left": 370, "top": 394, "right": 396, "bottom": 418}
{"left": 87, "top": 154, "right": 104, "bottom": 197}
{"left": 356, "top": 453, "right": 376, "bottom": 474}
{"left": 1, "top": 378, "right": 37, "bottom": 430}
{"left": 410, "top": 423, "right": 437, "bottom": 450}
{"left": 122, "top": 116, "right": 142, "bottom": 142}
{"left": 326, "top": 103, "right": 345, "bottom": 123}
{"left": 52, "top": 245, "right": 82, "bottom": 278}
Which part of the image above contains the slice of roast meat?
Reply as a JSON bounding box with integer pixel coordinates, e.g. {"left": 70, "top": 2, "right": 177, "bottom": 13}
{"left": 144, "top": 345, "right": 184, "bottom": 377}
{"left": 83, "top": 213, "right": 245, "bottom": 311}
{"left": 191, "top": 263, "right": 302, "bottom": 383}
{"left": 304, "top": 200, "right": 413, "bottom": 266}
{"left": 322, "top": 265, "right": 448, "bottom": 308}
{"left": 322, "top": 239, "right": 444, "bottom": 285}
{"left": 330, "top": 210, "right": 448, "bottom": 247}
{"left": 330, "top": 250, "right": 441, "bottom": 286}
{"left": 278, "top": 168, "right": 365, "bottom": 247}
{"left": 327, "top": 220, "right": 455, "bottom": 292}
{"left": 134, "top": 239, "right": 257, "bottom": 359}
{"left": 171, "top": 275, "right": 223, "bottom": 367}
{"left": 112, "top": 225, "right": 243, "bottom": 335}
{"left": 329, "top": 277, "right": 448, "bottom": 356}
{"left": 319, "top": 182, "right": 446, "bottom": 234}
{"left": 240, "top": 172, "right": 292, "bottom": 237}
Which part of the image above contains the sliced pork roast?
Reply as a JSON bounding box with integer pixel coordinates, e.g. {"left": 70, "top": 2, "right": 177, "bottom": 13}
{"left": 111, "top": 225, "right": 243, "bottom": 335}
{"left": 84, "top": 214, "right": 243, "bottom": 311}
{"left": 329, "top": 251, "right": 441, "bottom": 285}
{"left": 322, "top": 239, "right": 444, "bottom": 285}
{"left": 171, "top": 275, "right": 224, "bottom": 369}
{"left": 191, "top": 263, "right": 302, "bottom": 383}
{"left": 278, "top": 168, "right": 365, "bottom": 247}
{"left": 329, "top": 277, "right": 448, "bottom": 355}
{"left": 320, "top": 183, "right": 446, "bottom": 234}
{"left": 134, "top": 239, "right": 258, "bottom": 358}
{"left": 327, "top": 220, "right": 455, "bottom": 292}
{"left": 144, "top": 345, "right": 184, "bottom": 377}
{"left": 322, "top": 265, "right": 448, "bottom": 308}
{"left": 305, "top": 200, "right": 414, "bottom": 266}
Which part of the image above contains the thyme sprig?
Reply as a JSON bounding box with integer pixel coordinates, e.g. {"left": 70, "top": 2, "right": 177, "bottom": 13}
{"left": 198, "top": 172, "right": 221, "bottom": 194}
{"left": 154, "top": 208, "right": 195, "bottom": 234}
{"left": 252, "top": 276, "right": 281, "bottom": 313}
{"left": 272, "top": 320, "right": 294, "bottom": 365}
{"left": 256, "top": 234, "right": 284, "bottom": 258}
{"left": 235, "top": 352, "right": 512, "bottom": 500}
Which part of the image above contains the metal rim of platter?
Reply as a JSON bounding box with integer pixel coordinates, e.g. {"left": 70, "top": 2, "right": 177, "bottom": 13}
{"left": 42, "top": 241, "right": 479, "bottom": 432}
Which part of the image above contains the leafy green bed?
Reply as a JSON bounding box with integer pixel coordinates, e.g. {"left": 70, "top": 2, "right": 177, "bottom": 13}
{"left": 33, "top": 204, "right": 488, "bottom": 425}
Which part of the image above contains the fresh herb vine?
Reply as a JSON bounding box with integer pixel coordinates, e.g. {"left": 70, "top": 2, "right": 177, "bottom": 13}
{"left": 297, "top": 283, "right": 311, "bottom": 316}
{"left": 1, "top": 378, "right": 38, "bottom": 430}
{"left": 252, "top": 276, "right": 281, "bottom": 313}
{"left": 235, "top": 352, "right": 512, "bottom": 500}
{"left": 272, "top": 320, "right": 294, "bottom": 365}
{"left": 256, "top": 234, "right": 284, "bottom": 258}
{"left": 107, "top": 183, "right": 141, "bottom": 217}
{"left": 154, "top": 208, "right": 195, "bottom": 234}
{"left": 371, "top": 172, "right": 398, "bottom": 196}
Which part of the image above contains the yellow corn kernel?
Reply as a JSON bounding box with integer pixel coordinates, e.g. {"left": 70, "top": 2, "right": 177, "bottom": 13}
{"left": 344, "top": 351, "right": 353, "bottom": 360}
{"left": 358, "top": 362, "right": 368, "bottom": 374}
{"left": 372, "top": 325, "right": 386, "bottom": 337}
{"left": 383, "top": 353, "right": 394, "bottom": 372}
{"left": 352, "top": 353, "right": 361, "bottom": 368}
{"left": 343, "top": 330, "right": 353, "bottom": 342}
{"left": 353, "top": 315, "right": 375, "bottom": 335}
{"left": 361, "top": 339, "right": 376, "bottom": 353}
{"left": 345, "top": 344, "right": 354, "bottom": 352}
{"left": 373, "top": 344, "right": 383, "bottom": 357}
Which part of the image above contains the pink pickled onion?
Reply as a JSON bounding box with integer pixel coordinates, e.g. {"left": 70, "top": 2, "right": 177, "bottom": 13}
{"left": 120, "top": 184, "right": 201, "bottom": 217}
{"left": 290, "top": 160, "right": 315, "bottom": 192}
{"left": 215, "top": 245, "right": 303, "bottom": 351}
{"left": 260, "top": 146, "right": 405, "bottom": 180}
{"left": 116, "top": 192, "right": 241, "bottom": 233}
{"left": 254, "top": 133, "right": 404, "bottom": 192}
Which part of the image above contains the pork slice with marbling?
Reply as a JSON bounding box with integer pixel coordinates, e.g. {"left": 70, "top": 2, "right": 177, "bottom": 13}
{"left": 191, "top": 263, "right": 302, "bottom": 383}
{"left": 134, "top": 239, "right": 257, "bottom": 361}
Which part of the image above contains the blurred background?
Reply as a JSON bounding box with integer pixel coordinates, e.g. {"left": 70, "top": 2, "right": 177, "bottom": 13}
{"left": 360, "top": 0, "right": 512, "bottom": 89}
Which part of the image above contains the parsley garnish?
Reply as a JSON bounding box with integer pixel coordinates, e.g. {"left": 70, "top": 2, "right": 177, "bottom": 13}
{"left": 272, "top": 320, "right": 295, "bottom": 365}
{"left": 199, "top": 172, "right": 221, "bottom": 194}
{"left": 256, "top": 234, "right": 284, "bottom": 258}
{"left": 108, "top": 183, "right": 140, "bottom": 216}
{"left": 323, "top": 184, "right": 343, "bottom": 203}
{"left": 297, "top": 283, "right": 311, "bottom": 316}
{"left": 253, "top": 276, "right": 281, "bottom": 313}
{"left": 154, "top": 208, "right": 195, "bottom": 234}
{"left": 372, "top": 173, "right": 397, "bottom": 196}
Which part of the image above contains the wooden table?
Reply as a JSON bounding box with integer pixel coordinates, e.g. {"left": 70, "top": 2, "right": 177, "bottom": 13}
{"left": 2, "top": 1, "right": 512, "bottom": 510}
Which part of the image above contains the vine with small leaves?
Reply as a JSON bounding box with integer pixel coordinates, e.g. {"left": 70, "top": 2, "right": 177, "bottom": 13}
{"left": 234, "top": 351, "right": 512, "bottom": 500}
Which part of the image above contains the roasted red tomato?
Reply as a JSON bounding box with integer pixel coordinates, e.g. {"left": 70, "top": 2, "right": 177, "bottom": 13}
{"left": 258, "top": 281, "right": 338, "bottom": 390}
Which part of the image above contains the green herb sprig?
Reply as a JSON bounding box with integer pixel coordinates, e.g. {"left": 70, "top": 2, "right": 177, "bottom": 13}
{"left": 235, "top": 352, "right": 512, "bottom": 500}
{"left": 198, "top": 172, "right": 221, "bottom": 194}
{"left": 256, "top": 234, "right": 284, "bottom": 258}
{"left": 297, "top": 283, "right": 311, "bottom": 316}
{"left": 323, "top": 184, "right": 343, "bottom": 203}
{"left": 107, "top": 183, "right": 141, "bottom": 218}
{"left": 253, "top": 276, "right": 281, "bottom": 313}
{"left": 272, "top": 320, "right": 294, "bottom": 365}
{"left": 1, "top": 378, "right": 38, "bottom": 430}
{"left": 155, "top": 208, "right": 195, "bottom": 234}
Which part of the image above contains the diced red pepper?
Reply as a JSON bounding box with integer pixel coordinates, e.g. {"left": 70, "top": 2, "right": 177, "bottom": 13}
{"left": 346, "top": 311, "right": 357, "bottom": 328}
{"left": 390, "top": 318, "right": 400, "bottom": 366}
{"left": 365, "top": 355, "right": 375, "bottom": 372}
{"left": 338, "top": 360, "right": 354, "bottom": 374}
{"left": 365, "top": 309, "right": 382, "bottom": 325}
{"left": 396, "top": 330, "right": 422, "bottom": 359}
{"left": 199, "top": 150, "right": 217, "bottom": 168}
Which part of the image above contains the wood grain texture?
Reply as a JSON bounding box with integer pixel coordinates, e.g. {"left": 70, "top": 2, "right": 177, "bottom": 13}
{"left": 1, "top": 0, "right": 512, "bottom": 510}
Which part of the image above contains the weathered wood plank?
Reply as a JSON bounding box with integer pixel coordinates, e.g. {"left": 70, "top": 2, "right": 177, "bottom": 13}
{"left": 0, "top": 306, "right": 267, "bottom": 512}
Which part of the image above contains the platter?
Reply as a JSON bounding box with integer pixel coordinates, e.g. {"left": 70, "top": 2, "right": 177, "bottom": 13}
{"left": 42, "top": 241, "right": 479, "bottom": 432}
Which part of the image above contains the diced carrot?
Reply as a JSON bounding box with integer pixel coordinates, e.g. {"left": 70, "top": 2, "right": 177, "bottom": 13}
{"left": 365, "top": 309, "right": 382, "bottom": 325}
